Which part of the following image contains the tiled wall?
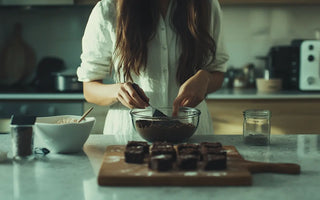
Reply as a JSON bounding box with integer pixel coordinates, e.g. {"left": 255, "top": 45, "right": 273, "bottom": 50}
{"left": 0, "top": 6, "right": 91, "bottom": 72}
{"left": 1, "top": 5, "right": 320, "bottom": 75}
{"left": 222, "top": 5, "right": 320, "bottom": 71}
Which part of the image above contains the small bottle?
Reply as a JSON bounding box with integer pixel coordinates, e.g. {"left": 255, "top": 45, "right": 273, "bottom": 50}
{"left": 243, "top": 110, "right": 271, "bottom": 146}
{"left": 10, "top": 115, "right": 36, "bottom": 161}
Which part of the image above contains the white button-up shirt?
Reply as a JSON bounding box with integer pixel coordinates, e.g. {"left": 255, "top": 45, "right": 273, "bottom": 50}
{"left": 77, "top": 0, "right": 229, "bottom": 139}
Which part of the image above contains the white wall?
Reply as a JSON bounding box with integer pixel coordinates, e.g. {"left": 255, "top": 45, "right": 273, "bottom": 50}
{"left": 1, "top": 5, "right": 320, "bottom": 75}
{"left": 222, "top": 5, "right": 320, "bottom": 71}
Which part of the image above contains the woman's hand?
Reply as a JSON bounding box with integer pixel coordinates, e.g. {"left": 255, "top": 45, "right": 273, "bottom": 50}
{"left": 172, "top": 70, "right": 224, "bottom": 116}
{"left": 116, "top": 82, "right": 149, "bottom": 109}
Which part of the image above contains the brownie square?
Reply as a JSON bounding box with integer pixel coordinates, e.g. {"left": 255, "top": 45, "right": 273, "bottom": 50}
{"left": 152, "top": 142, "right": 173, "bottom": 150}
{"left": 148, "top": 154, "right": 173, "bottom": 171}
{"left": 178, "top": 148, "right": 200, "bottom": 160}
{"left": 177, "top": 143, "right": 199, "bottom": 151}
{"left": 200, "top": 142, "right": 222, "bottom": 149}
{"left": 124, "top": 146, "right": 145, "bottom": 164}
{"left": 151, "top": 148, "right": 176, "bottom": 161}
{"left": 177, "top": 154, "right": 198, "bottom": 170}
{"left": 201, "top": 146, "right": 226, "bottom": 156}
{"left": 126, "top": 141, "right": 150, "bottom": 155}
{"left": 203, "top": 154, "right": 227, "bottom": 170}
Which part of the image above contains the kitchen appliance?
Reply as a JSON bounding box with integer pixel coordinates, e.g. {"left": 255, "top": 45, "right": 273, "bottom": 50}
{"left": 54, "top": 71, "right": 83, "bottom": 92}
{"left": 266, "top": 45, "right": 300, "bottom": 90}
{"left": 299, "top": 40, "right": 320, "bottom": 91}
{"left": 32, "top": 57, "right": 66, "bottom": 92}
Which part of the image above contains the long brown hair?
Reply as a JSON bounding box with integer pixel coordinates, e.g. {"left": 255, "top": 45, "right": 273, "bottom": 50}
{"left": 115, "top": 0, "right": 216, "bottom": 85}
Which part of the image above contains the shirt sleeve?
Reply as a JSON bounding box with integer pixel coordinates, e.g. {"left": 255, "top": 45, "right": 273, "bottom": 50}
{"left": 202, "top": 0, "right": 229, "bottom": 73}
{"left": 77, "top": 0, "right": 115, "bottom": 82}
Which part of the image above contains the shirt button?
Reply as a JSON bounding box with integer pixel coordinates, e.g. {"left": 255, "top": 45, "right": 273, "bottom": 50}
{"left": 162, "top": 46, "right": 167, "bottom": 50}
{"left": 161, "top": 27, "right": 165, "bottom": 31}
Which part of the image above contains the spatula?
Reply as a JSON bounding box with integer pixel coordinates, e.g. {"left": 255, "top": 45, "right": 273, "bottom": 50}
{"left": 132, "top": 83, "right": 168, "bottom": 118}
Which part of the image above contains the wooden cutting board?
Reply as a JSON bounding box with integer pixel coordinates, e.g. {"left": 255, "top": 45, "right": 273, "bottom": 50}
{"left": 98, "top": 145, "right": 300, "bottom": 186}
{"left": 0, "top": 23, "right": 36, "bottom": 86}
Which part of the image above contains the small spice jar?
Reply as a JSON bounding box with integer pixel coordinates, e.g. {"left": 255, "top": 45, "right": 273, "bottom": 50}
{"left": 10, "top": 115, "right": 36, "bottom": 161}
{"left": 243, "top": 110, "right": 271, "bottom": 146}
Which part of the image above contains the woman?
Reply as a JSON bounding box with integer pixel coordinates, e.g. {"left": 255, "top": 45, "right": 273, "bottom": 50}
{"left": 77, "top": 0, "right": 229, "bottom": 140}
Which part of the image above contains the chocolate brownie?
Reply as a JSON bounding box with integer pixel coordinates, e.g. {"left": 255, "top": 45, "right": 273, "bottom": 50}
{"left": 126, "top": 141, "right": 150, "bottom": 155}
{"left": 124, "top": 146, "right": 145, "bottom": 164}
{"left": 177, "top": 143, "right": 199, "bottom": 151}
{"left": 152, "top": 141, "right": 174, "bottom": 149}
{"left": 177, "top": 154, "right": 198, "bottom": 170}
{"left": 203, "top": 154, "right": 227, "bottom": 170}
{"left": 148, "top": 154, "right": 173, "bottom": 171}
{"left": 151, "top": 148, "right": 176, "bottom": 161}
{"left": 200, "top": 146, "right": 226, "bottom": 156}
{"left": 178, "top": 148, "right": 201, "bottom": 160}
{"left": 200, "top": 142, "right": 222, "bottom": 149}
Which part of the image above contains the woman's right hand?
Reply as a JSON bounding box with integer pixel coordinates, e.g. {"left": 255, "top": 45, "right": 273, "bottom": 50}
{"left": 116, "top": 82, "right": 149, "bottom": 109}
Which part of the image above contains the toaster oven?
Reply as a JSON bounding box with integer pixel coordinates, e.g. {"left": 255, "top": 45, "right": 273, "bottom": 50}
{"left": 299, "top": 40, "right": 320, "bottom": 91}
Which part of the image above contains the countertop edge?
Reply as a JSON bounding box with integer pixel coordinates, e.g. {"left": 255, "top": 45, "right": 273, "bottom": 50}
{"left": 1, "top": 89, "right": 320, "bottom": 100}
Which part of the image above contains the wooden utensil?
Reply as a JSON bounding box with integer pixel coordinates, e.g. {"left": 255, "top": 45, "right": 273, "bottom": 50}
{"left": 98, "top": 145, "right": 300, "bottom": 186}
{"left": 0, "top": 23, "right": 36, "bottom": 86}
{"left": 78, "top": 107, "right": 94, "bottom": 123}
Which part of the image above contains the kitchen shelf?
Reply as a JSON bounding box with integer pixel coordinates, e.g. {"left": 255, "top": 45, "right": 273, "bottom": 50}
{"left": 73, "top": 0, "right": 99, "bottom": 5}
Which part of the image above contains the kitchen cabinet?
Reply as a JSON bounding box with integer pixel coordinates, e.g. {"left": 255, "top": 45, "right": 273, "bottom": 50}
{"left": 206, "top": 99, "right": 320, "bottom": 135}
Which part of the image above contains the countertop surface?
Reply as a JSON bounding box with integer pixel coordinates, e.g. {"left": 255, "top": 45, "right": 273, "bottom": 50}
{"left": 207, "top": 88, "right": 320, "bottom": 99}
{"left": 1, "top": 88, "right": 320, "bottom": 100}
{"left": 1, "top": 134, "right": 320, "bottom": 200}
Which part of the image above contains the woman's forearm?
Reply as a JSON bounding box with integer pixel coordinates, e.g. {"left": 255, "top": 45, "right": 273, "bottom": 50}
{"left": 83, "top": 81, "right": 121, "bottom": 106}
{"left": 196, "top": 69, "right": 224, "bottom": 94}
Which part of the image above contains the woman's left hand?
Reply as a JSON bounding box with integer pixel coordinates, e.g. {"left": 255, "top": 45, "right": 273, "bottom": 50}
{"left": 172, "top": 70, "right": 210, "bottom": 116}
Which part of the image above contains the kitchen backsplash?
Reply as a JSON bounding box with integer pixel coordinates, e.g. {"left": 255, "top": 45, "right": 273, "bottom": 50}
{"left": 0, "top": 4, "right": 320, "bottom": 76}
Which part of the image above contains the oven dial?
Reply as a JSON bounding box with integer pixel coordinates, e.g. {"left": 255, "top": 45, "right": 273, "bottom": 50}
{"left": 307, "top": 76, "right": 315, "bottom": 85}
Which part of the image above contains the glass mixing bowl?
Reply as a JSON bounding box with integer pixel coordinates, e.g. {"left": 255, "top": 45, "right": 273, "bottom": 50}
{"left": 130, "top": 107, "right": 201, "bottom": 143}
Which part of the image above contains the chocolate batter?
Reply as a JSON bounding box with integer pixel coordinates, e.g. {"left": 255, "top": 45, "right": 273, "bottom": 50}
{"left": 135, "top": 120, "right": 196, "bottom": 143}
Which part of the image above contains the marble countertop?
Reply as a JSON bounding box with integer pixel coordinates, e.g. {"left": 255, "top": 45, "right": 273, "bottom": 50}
{"left": 0, "top": 134, "right": 320, "bottom": 200}
{"left": 207, "top": 88, "right": 320, "bottom": 99}
{"left": 0, "top": 92, "right": 84, "bottom": 100}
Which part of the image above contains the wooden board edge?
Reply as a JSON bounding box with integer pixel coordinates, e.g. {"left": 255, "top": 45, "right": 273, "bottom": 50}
{"left": 98, "top": 175, "right": 252, "bottom": 186}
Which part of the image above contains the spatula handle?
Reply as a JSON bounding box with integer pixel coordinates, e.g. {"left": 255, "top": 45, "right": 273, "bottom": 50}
{"left": 246, "top": 161, "right": 301, "bottom": 174}
{"left": 132, "top": 83, "right": 149, "bottom": 104}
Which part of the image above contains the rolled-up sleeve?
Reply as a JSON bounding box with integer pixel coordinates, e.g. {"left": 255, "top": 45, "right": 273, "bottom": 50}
{"left": 77, "top": 1, "right": 114, "bottom": 82}
{"left": 202, "top": 0, "right": 229, "bottom": 73}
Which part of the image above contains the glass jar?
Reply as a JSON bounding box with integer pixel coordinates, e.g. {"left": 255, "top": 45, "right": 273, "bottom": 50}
{"left": 243, "top": 109, "right": 271, "bottom": 146}
{"left": 11, "top": 124, "right": 35, "bottom": 160}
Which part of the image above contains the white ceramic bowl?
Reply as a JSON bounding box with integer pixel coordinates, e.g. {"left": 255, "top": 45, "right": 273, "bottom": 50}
{"left": 35, "top": 115, "right": 95, "bottom": 154}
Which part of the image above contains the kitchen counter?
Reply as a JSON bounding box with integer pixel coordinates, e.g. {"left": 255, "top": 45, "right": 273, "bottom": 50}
{"left": 0, "top": 92, "right": 84, "bottom": 100}
{"left": 0, "top": 134, "right": 319, "bottom": 200}
{"left": 1, "top": 89, "right": 320, "bottom": 100}
{"left": 207, "top": 88, "right": 320, "bottom": 99}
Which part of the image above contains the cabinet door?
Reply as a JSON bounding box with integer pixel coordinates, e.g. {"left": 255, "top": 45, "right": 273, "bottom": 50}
{"left": 206, "top": 99, "right": 320, "bottom": 135}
